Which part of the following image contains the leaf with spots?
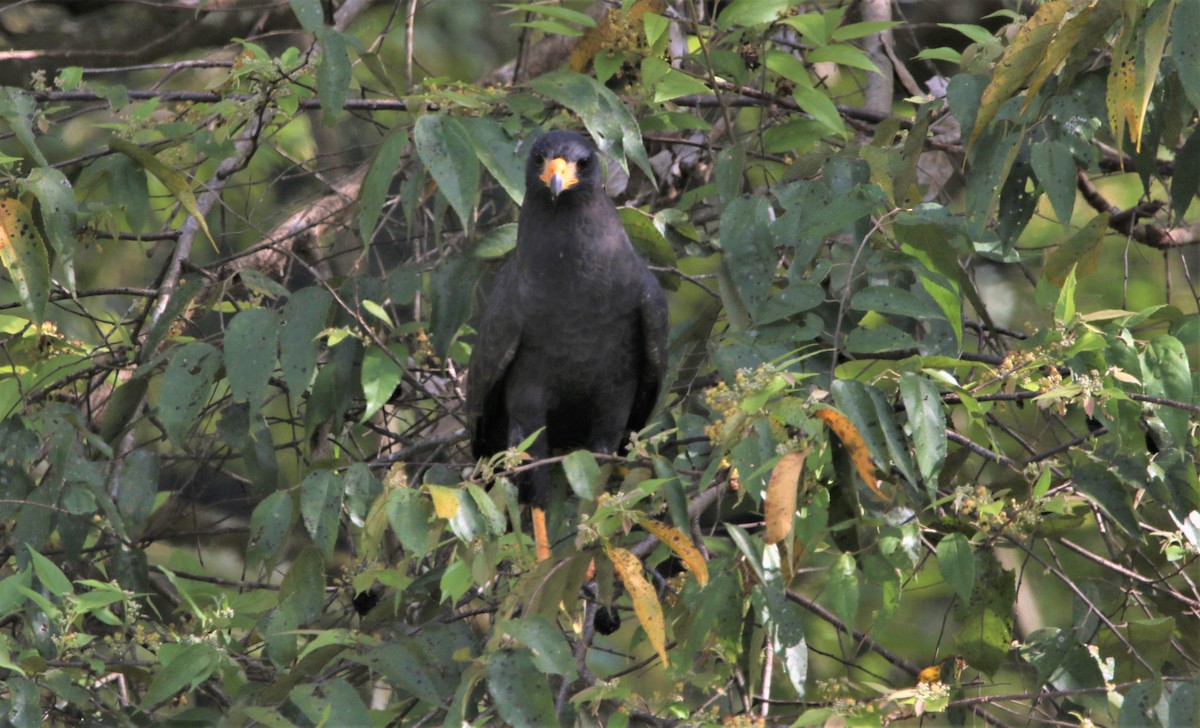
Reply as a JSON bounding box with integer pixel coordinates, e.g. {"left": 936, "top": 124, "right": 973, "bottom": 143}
{"left": 19, "top": 167, "right": 78, "bottom": 292}
{"left": 814, "top": 407, "right": 887, "bottom": 503}
{"left": 0, "top": 198, "right": 50, "bottom": 323}
{"left": 225, "top": 307, "right": 279, "bottom": 414}
{"left": 899, "top": 373, "right": 945, "bottom": 496}
{"left": 160, "top": 342, "right": 222, "bottom": 447}
{"left": 633, "top": 514, "right": 709, "bottom": 586}
{"left": 607, "top": 544, "right": 669, "bottom": 667}
{"left": 485, "top": 648, "right": 558, "bottom": 727}
{"left": 968, "top": 0, "right": 1070, "bottom": 151}
{"left": 300, "top": 470, "right": 343, "bottom": 558}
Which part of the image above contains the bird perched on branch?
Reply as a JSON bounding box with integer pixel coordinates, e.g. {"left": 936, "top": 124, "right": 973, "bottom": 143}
{"left": 466, "top": 130, "right": 669, "bottom": 561}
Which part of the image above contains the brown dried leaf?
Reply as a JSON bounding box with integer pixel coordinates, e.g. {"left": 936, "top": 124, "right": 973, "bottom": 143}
{"left": 764, "top": 449, "right": 807, "bottom": 544}
{"left": 814, "top": 408, "right": 889, "bottom": 503}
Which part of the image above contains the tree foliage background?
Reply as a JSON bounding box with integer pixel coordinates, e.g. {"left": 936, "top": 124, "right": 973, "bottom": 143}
{"left": 0, "top": 0, "right": 1197, "bottom": 725}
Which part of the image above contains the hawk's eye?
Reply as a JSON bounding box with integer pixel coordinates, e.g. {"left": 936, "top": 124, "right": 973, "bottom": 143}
{"left": 578, "top": 156, "right": 591, "bottom": 169}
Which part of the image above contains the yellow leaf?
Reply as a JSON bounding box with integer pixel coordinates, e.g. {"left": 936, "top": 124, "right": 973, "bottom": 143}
{"left": 1021, "top": 0, "right": 1121, "bottom": 114}
{"left": 632, "top": 516, "right": 709, "bottom": 587}
{"left": 969, "top": 0, "right": 1072, "bottom": 151}
{"left": 1127, "top": 0, "right": 1174, "bottom": 151}
{"left": 426, "top": 484, "right": 461, "bottom": 519}
{"left": 764, "top": 449, "right": 807, "bottom": 544}
{"left": 108, "top": 137, "right": 217, "bottom": 250}
{"left": 0, "top": 197, "right": 50, "bottom": 323}
{"left": 606, "top": 544, "right": 669, "bottom": 667}
{"left": 814, "top": 408, "right": 889, "bottom": 503}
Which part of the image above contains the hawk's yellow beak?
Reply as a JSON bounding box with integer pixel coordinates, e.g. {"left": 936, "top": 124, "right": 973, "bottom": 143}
{"left": 539, "top": 157, "right": 578, "bottom": 198}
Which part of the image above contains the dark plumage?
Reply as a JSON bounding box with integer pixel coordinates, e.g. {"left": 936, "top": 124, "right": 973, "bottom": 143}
{"left": 465, "top": 130, "right": 669, "bottom": 560}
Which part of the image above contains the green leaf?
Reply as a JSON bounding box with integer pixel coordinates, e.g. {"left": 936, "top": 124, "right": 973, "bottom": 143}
{"left": 300, "top": 470, "right": 343, "bottom": 557}
{"left": 716, "top": 142, "right": 746, "bottom": 205}
{"left": 0, "top": 198, "right": 51, "bottom": 323}
{"left": 487, "top": 649, "right": 559, "bottom": 727}
{"left": 1072, "top": 462, "right": 1139, "bottom": 535}
{"left": 279, "top": 287, "right": 333, "bottom": 396}
{"left": 316, "top": 27, "right": 351, "bottom": 124}
{"left": 720, "top": 196, "right": 775, "bottom": 318}
{"left": 141, "top": 643, "right": 219, "bottom": 707}
{"left": 465, "top": 484, "right": 506, "bottom": 536}
{"left": 1029, "top": 140, "right": 1077, "bottom": 225}
{"left": 936, "top": 533, "right": 975, "bottom": 603}
{"left": 527, "top": 70, "right": 654, "bottom": 182}
{"left": 288, "top": 0, "right": 325, "bottom": 32}
{"left": 1043, "top": 213, "right": 1108, "bottom": 287}
{"left": 360, "top": 344, "right": 406, "bottom": 423}
{"left": 1142, "top": 335, "right": 1192, "bottom": 449}
{"left": 160, "top": 342, "right": 222, "bottom": 447}
{"left": 832, "top": 20, "right": 901, "bottom": 41}
{"left": 278, "top": 546, "right": 325, "bottom": 625}
{"left": 717, "top": 0, "right": 793, "bottom": 29}
{"left": 851, "top": 286, "right": 946, "bottom": 321}
{"left": 429, "top": 252, "right": 482, "bottom": 360}
{"left": 118, "top": 450, "right": 158, "bottom": 530}
{"left": 1054, "top": 264, "right": 1077, "bottom": 323}
{"left": 3, "top": 677, "right": 40, "bottom": 728}
{"left": 899, "top": 373, "right": 945, "bottom": 495}
{"left": 562, "top": 449, "right": 601, "bottom": 500}
{"left": 0, "top": 88, "right": 48, "bottom": 166}
{"left": 414, "top": 114, "right": 480, "bottom": 230}
{"left": 940, "top": 22, "right": 996, "bottom": 46}
{"left": 473, "top": 223, "right": 518, "bottom": 259}
{"left": 457, "top": 116, "right": 526, "bottom": 205}
{"left": 20, "top": 167, "right": 78, "bottom": 291}
{"left": 807, "top": 44, "right": 880, "bottom": 74}
{"left": 28, "top": 548, "right": 72, "bottom": 597}
{"left": 915, "top": 47, "right": 963, "bottom": 64}
{"left": 618, "top": 207, "right": 676, "bottom": 270}
{"left": 953, "top": 549, "right": 1014, "bottom": 676}
{"left": 1170, "top": 129, "right": 1200, "bottom": 222}
{"left": 1175, "top": 0, "right": 1200, "bottom": 109}
{"left": 826, "top": 553, "right": 859, "bottom": 629}
{"left": 386, "top": 487, "right": 434, "bottom": 558}
{"left": 792, "top": 86, "right": 845, "bottom": 137}
{"left": 0, "top": 569, "right": 32, "bottom": 616}
{"left": 1168, "top": 679, "right": 1198, "bottom": 728}
{"left": 247, "top": 491, "right": 295, "bottom": 570}
{"left": 356, "top": 640, "right": 447, "bottom": 704}
{"left": 108, "top": 137, "right": 216, "bottom": 250}
{"left": 359, "top": 126, "right": 408, "bottom": 246}
{"left": 225, "top": 307, "right": 279, "bottom": 413}
{"left": 643, "top": 11, "right": 670, "bottom": 47}
{"left": 641, "top": 58, "right": 710, "bottom": 102}
{"left": 501, "top": 616, "right": 578, "bottom": 677}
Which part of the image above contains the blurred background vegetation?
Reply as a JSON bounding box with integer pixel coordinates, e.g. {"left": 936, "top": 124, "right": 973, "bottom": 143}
{"left": 0, "top": 0, "right": 1197, "bottom": 725}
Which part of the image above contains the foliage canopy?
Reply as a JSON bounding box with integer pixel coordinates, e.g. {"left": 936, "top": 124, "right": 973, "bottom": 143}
{"left": 0, "top": 0, "right": 1197, "bottom": 725}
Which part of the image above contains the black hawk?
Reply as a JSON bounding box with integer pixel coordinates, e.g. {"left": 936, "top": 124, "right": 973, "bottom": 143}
{"left": 465, "top": 130, "right": 669, "bottom": 560}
